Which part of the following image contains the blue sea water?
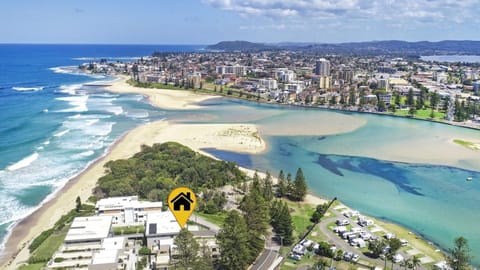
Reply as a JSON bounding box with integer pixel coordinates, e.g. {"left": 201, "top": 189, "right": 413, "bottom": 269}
{"left": 0, "top": 44, "right": 203, "bottom": 246}
{"left": 1, "top": 45, "right": 480, "bottom": 266}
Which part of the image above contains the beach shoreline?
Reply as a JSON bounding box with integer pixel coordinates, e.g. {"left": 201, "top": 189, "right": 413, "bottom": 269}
{"left": 0, "top": 77, "right": 461, "bottom": 269}
{"left": 0, "top": 118, "right": 266, "bottom": 269}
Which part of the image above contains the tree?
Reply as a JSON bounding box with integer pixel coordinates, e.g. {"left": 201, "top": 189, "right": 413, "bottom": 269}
{"left": 389, "top": 103, "right": 396, "bottom": 113}
{"left": 446, "top": 236, "right": 472, "bottom": 270}
{"left": 377, "top": 99, "right": 386, "bottom": 111}
{"left": 430, "top": 92, "right": 440, "bottom": 109}
{"left": 277, "top": 170, "right": 287, "bottom": 197}
{"left": 407, "top": 88, "right": 415, "bottom": 106}
{"left": 197, "top": 239, "right": 215, "bottom": 270}
{"left": 408, "top": 106, "right": 416, "bottom": 117}
{"left": 291, "top": 168, "right": 307, "bottom": 201}
{"left": 394, "top": 92, "right": 401, "bottom": 106}
{"left": 411, "top": 255, "right": 421, "bottom": 270}
{"left": 173, "top": 228, "right": 199, "bottom": 269}
{"left": 217, "top": 210, "right": 251, "bottom": 270}
{"left": 388, "top": 238, "right": 403, "bottom": 269}
{"left": 271, "top": 201, "right": 294, "bottom": 245}
{"left": 75, "top": 196, "right": 82, "bottom": 212}
{"left": 311, "top": 203, "right": 328, "bottom": 223}
{"left": 368, "top": 239, "right": 387, "bottom": 258}
{"left": 239, "top": 189, "right": 269, "bottom": 258}
{"left": 261, "top": 171, "right": 274, "bottom": 202}
{"left": 348, "top": 89, "right": 356, "bottom": 106}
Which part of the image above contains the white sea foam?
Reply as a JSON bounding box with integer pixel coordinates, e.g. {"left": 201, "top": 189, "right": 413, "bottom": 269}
{"left": 103, "top": 106, "right": 124, "bottom": 115}
{"left": 125, "top": 110, "right": 149, "bottom": 119}
{"left": 68, "top": 114, "right": 111, "bottom": 120}
{"left": 43, "top": 140, "right": 51, "bottom": 145}
{"left": 58, "top": 84, "right": 82, "bottom": 95}
{"left": 6, "top": 153, "right": 39, "bottom": 171}
{"left": 53, "top": 129, "right": 70, "bottom": 137}
{"left": 49, "top": 66, "right": 73, "bottom": 74}
{"left": 71, "top": 150, "right": 95, "bottom": 159}
{"left": 56, "top": 95, "right": 89, "bottom": 113}
{"left": 12, "top": 86, "right": 44, "bottom": 92}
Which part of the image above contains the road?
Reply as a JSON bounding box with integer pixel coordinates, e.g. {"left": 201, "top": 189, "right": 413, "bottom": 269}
{"left": 251, "top": 249, "right": 279, "bottom": 270}
{"left": 191, "top": 214, "right": 220, "bottom": 234}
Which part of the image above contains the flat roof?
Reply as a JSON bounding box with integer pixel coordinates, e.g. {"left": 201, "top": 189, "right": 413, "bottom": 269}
{"left": 146, "top": 211, "right": 180, "bottom": 236}
{"left": 96, "top": 196, "right": 162, "bottom": 211}
{"left": 91, "top": 249, "right": 119, "bottom": 265}
{"left": 65, "top": 216, "right": 112, "bottom": 243}
{"left": 102, "top": 236, "right": 125, "bottom": 250}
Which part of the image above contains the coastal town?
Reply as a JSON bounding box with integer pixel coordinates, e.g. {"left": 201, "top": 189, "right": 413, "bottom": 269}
{"left": 81, "top": 50, "right": 480, "bottom": 128}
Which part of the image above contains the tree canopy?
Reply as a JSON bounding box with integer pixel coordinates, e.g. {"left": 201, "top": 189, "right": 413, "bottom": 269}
{"left": 96, "top": 142, "right": 246, "bottom": 201}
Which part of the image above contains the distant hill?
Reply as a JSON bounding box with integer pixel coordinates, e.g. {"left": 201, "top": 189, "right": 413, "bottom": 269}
{"left": 207, "top": 40, "right": 480, "bottom": 56}
{"left": 207, "top": 41, "right": 276, "bottom": 52}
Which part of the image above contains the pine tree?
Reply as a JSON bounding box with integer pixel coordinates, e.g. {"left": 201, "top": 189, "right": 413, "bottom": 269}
{"left": 275, "top": 202, "right": 294, "bottom": 245}
{"left": 239, "top": 189, "right": 269, "bottom": 259}
{"left": 250, "top": 172, "right": 261, "bottom": 194}
{"left": 173, "top": 228, "right": 199, "bottom": 269}
{"left": 292, "top": 168, "right": 307, "bottom": 201}
{"left": 277, "top": 170, "right": 287, "bottom": 197}
{"left": 286, "top": 172, "right": 293, "bottom": 196}
{"left": 407, "top": 88, "right": 415, "bottom": 106}
{"left": 217, "top": 210, "right": 251, "bottom": 270}
{"left": 261, "top": 171, "right": 274, "bottom": 202}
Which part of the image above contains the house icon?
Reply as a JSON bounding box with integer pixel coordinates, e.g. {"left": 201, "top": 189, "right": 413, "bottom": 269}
{"left": 170, "top": 192, "right": 194, "bottom": 211}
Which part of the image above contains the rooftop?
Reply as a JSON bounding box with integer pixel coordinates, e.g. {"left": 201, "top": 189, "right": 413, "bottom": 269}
{"left": 65, "top": 216, "right": 112, "bottom": 243}
{"left": 146, "top": 211, "right": 181, "bottom": 236}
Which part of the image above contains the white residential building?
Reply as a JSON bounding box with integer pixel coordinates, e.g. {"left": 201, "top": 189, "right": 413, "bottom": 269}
{"left": 258, "top": 78, "right": 278, "bottom": 90}
{"left": 276, "top": 68, "right": 296, "bottom": 83}
{"left": 216, "top": 65, "right": 247, "bottom": 76}
{"left": 95, "top": 196, "right": 163, "bottom": 226}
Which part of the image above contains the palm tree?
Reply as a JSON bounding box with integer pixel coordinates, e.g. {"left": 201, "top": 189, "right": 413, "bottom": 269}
{"left": 411, "top": 255, "right": 421, "bottom": 270}
{"left": 401, "top": 257, "right": 411, "bottom": 270}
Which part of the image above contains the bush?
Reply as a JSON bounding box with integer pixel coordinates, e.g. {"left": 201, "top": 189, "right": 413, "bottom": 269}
{"left": 54, "top": 257, "right": 65, "bottom": 263}
{"left": 29, "top": 229, "right": 54, "bottom": 252}
{"left": 138, "top": 246, "right": 151, "bottom": 256}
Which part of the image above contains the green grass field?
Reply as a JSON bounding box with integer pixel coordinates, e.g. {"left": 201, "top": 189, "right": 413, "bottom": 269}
{"left": 195, "top": 211, "right": 228, "bottom": 226}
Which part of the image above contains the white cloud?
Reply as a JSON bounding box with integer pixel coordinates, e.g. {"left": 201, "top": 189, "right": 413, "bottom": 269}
{"left": 203, "top": 0, "right": 479, "bottom": 24}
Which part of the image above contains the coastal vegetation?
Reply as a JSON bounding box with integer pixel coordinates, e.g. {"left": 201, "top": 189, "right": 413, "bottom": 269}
{"left": 453, "top": 139, "right": 480, "bottom": 150}
{"left": 446, "top": 237, "right": 472, "bottom": 270}
{"left": 96, "top": 142, "right": 246, "bottom": 203}
{"left": 19, "top": 203, "right": 95, "bottom": 270}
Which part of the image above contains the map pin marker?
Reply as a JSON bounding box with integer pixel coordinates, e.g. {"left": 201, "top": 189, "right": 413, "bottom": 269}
{"left": 167, "top": 187, "right": 196, "bottom": 228}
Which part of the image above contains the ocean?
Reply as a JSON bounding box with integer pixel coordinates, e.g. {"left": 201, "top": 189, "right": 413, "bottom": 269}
{"left": 1, "top": 45, "right": 480, "bottom": 266}
{"left": 0, "top": 44, "right": 203, "bottom": 247}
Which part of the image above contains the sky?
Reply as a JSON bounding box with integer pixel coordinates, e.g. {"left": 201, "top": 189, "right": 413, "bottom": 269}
{"left": 1, "top": 0, "right": 479, "bottom": 44}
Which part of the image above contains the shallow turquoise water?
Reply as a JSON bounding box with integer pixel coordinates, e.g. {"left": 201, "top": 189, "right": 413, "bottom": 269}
{"left": 201, "top": 99, "right": 480, "bottom": 266}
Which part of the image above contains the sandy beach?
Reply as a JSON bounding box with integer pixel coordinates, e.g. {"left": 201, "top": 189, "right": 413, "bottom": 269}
{"left": 1, "top": 78, "right": 474, "bottom": 269}
{"left": 0, "top": 80, "right": 264, "bottom": 270}
{"left": 105, "top": 76, "right": 218, "bottom": 110}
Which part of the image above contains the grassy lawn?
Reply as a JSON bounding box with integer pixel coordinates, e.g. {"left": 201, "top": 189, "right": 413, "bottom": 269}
{"left": 285, "top": 201, "right": 316, "bottom": 238}
{"left": 195, "top": 211, "right": 228, "bottom": 226}
{"left": 18, "top": 263, "right": 45, "bottom": 270}
{"left": 393, "top": 109, "right": 445, "bottom": 120}
{"left": 113, "top": 225, "right": 145, "bottom": 235}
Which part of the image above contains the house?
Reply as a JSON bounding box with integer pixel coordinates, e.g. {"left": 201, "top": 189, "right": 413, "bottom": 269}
{"left": 170, "top": 192, "right": 194, "bottom": 211}
{"left": 145, "top": 211, "right": 181, "bottom": 248}
{"left": 95, "top": 196, "right": 163, "bottom": 226}
{"left": 64, "top": 216, "right": 113, "bottom": 244}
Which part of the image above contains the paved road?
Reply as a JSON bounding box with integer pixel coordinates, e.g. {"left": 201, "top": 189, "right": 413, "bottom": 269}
{"left": 191, "top": 214, "right": 220, "bottom": 234}
{"left": 251, "top": 249, "right": 278, "bottom": 270}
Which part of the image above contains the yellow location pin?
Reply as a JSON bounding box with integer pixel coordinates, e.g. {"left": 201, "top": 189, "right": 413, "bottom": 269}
{"left": 167, "top": 187, "right": 196, "bottom": 228}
